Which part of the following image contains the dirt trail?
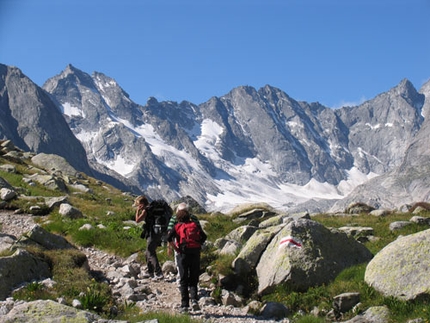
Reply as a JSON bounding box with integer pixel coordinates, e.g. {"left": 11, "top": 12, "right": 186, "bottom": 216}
{"left": 1, "top": 211, "right": 282, "bottom": 322}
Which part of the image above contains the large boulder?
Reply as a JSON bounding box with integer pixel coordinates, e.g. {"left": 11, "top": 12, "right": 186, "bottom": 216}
{"left": 0, "top": 299, "right": 101, "bottom": 323}
{"left": 44, "top": 196, "right": 69, "bottom": 210}
{"left": 0, "top": 249, "right": 51, "bottom": 300}
{"left": 26, "top": 173, "right": 68, "bottom": 192}
{"left": 258, "top": 214, "right": 289, "bottom": 228}
{"left": 225, "top": 225, "right": 258, "bottom": 242}
{"left": 232, "top": 226, "right": 281, "bottom": 275}
{"left": 59, "top": 203, "right": 84, "bottom": 219}
{"left": 258, "top": 212, "right": 310, "bottom": 229}
{"left": 31, "top": 153, "right": 81, "bottom": 178}
{"left": 256, "top": 218, "right": 373, "bottom": 295}
{"left": 364, "top": 228, "right": 430, "bottom": 300}
{"left": 24, "top": 224, "right": 76, "bottom": 250}
{"left": 0, "top": 234, "right": 16, "bottom": 253}
{"left": 214, "top": 225, "right": 258, "bottom": 255}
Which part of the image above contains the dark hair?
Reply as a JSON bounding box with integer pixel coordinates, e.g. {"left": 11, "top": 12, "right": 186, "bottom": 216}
{"left": 176, "top": 209, "right": 190, "bottom": 223}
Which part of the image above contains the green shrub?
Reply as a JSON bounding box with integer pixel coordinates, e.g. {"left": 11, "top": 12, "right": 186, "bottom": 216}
{"left": 78, "top": 279, "right": 111, "bottom": 313}
{"left": 199, "top": 213, "right": 240, "bottom": 240}
{"left": 13, "top": 281, "right": 53, "bottom": 302}
{"left": 209, "top": 253, "right": 235, "bottom": 277}
{"left": 263, "top": 284, "right": 331, "bottom": 314}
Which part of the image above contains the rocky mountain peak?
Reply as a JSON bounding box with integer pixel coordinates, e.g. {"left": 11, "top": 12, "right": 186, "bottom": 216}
{"left": 92, "top": 71, "right": 126, "bottom": 98}
{"left": 44, "top": 64, "right": 96, "bottom": 93}
{"left": 419, "top": 79, "right": 430, "bottom": 119}
{"left": 146, "top": 97, "right": 159, "bottom": 105}
{"left": 390, "top": 78, "right": 424, "bottom": 109}
{"left": 419, "top": 79, "right": 430, "bottom": 95}
{"left": 64, "top": 63, "right": 79, "bottom": 74}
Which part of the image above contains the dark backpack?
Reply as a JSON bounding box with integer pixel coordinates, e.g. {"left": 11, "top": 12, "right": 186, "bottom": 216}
{"left": 175, "top": 221, "right": 202, "bottom": 251}
{"left": 141, "top": 199, "right": 173, "bottom": 238}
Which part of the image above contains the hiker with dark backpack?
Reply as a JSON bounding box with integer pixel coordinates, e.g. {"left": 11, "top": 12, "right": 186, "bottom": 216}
{"left": 167, "top": 208, "right": 207, "bottom": 313}
{"left": 135, "top": 195, "right": 172, "bottom": 280}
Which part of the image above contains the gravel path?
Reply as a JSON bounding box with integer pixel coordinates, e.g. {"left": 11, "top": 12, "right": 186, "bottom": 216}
{"left": 0, "top": 211, "right": 289, "bottom": 323}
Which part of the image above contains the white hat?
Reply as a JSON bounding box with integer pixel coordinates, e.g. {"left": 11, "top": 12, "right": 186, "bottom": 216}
{"left": 176, "top": 202, "right": 188, "bottom": 212}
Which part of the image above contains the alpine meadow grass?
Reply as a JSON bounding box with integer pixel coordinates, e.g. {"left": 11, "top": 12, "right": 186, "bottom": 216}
{"left": 2, "top": 156, "right": 430, "bottom": 322}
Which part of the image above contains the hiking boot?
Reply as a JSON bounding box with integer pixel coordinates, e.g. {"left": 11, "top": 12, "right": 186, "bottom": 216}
{"left": 141, "top": 272, "right": 154, "bottom": 279}
{"left": 179, "top": 306, "right": 189, "bottom": 314}
{"left": 152, "top": 273, "right": 164, "bottom": 281}
{"left": 191, "top": 300, "right": 200, "bottom": 311}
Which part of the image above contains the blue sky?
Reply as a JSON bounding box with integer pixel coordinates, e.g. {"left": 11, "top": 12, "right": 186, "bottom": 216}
{"left": 1, "top": 0, "right": 429, "bottom": 108}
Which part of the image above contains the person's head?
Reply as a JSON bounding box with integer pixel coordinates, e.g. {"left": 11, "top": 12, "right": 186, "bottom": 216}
{"left": 133, "top": 195, "right": 149, "bottom": 207}
{"left": 176, "top": 202, "right": 189, "bottom": 213}
{"left": 176, "top": 209, "right": 190, "bottom": 223}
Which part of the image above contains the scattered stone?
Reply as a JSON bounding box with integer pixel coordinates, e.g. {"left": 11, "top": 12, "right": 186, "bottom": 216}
{"left": 389, "top": 221, "right": 411, "bottom": 231}
{"left": 218, "top": 240, "right": 242, "bottom": 255}
{"left": 226, "top": 225, "right": 258, "bottom": 242}
{"left": 369, "top": 209, "right": 391, "bottom": 217}
{"left": 0, "top": 164, "right": 16, "bottom": 173}
{"left": 340, "top": 305, "right": 390, "bottom": 323}
{"left": 70, "top": 183, "right": 93, "bottom": 194}
{"left": 346, "top": 202, "right": 375, "bottom": 214}
{"left": 260, "top": 301, "right": 290, "bottom": 320}
{"left": 59, "top": 203, "right": 84, "bottom": 219}
{"left": 333, "top": 292, "right": 360, "bottom": 314}
{"left": 338, "top": 226, "right": 374, "bottom": 239}
{"left": 79, "top": 224, "right": 94, "bottom": 231}
{"left": 410, "top": 216, "right": 430, "bottom": 225}
{"left": 0, "top": 188, "right": 16, "bottom": 201}
{"left": 72, "top": 299, "right": 82, "bottom": 309}
{"left": 27, "top": 173, "right": 68, "bottom": 192}
{"left": 44, "top": 196, "right": 69, "bottom": 210}
{"left": 221, "top": 290, "right": 243, "bottom": 307}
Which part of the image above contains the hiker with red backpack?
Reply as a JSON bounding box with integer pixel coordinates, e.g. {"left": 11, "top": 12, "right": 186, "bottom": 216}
{"left": 167, "top": 207, "right": 207, "bottom": 313}
{"left": 167, "top": 203, "right": 203, "bottom": 284}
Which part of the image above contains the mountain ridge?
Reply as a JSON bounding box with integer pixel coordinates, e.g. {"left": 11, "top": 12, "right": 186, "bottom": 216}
{"left": 1, "top": 62, "right": 429, "bottom": 213}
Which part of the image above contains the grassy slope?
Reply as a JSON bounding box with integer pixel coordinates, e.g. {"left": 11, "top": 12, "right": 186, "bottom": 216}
{"left": 1, "top": 155, "right": 430, "bottom": 322}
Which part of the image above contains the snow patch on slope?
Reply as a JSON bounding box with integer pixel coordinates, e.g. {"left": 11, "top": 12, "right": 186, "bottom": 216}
{"left": 206, "top": 166, "right": 378, "bottom": 213}
{"left": 75, "top": 112, "right": 381, "bottom": 213}
{"left": 62, "top": 102, "right": 84, "bottom": 117}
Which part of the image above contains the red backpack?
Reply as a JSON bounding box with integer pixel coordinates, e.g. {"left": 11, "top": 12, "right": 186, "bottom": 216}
{"left": 175, "top": 221, "right": 202, "bottom": 251}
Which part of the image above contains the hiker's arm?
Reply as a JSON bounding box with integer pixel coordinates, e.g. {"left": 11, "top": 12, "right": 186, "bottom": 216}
{"left": 167, "top": 215, "right": 177, "bottom": 231}
{"left": 166, "top": 228, "right": 179, "bottom": 253}
{"left": 168, "top": 241, "right": 180, "bottom": 253}
{"left": 135, "top": 206, "right": 147, "bottom": 223}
